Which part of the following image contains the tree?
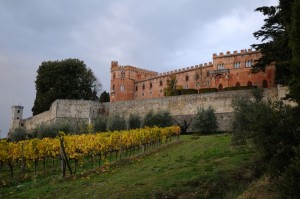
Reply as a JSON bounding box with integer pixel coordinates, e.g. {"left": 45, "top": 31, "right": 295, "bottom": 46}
{"left": 251, "top": 0, "right": 293, "bottom": 85}
{"left": 106, "top": 113, "right": 127, "bottom": 131}
{"left": 289, "top": 0, "right": 300, "bottom": 104}
{"left": 163, "top": 75, "right": 178, "bottom": 96}
{"left": 192, "top": 106, "right": 218, "bottom": 134}
{"left": 99, "top": 91, "right": 110, "bottom": 103}
{"left": 128, "top": 113, "right": 141, "bottom": 129}
{"left": 32, "top": 59, "right": 101, "bottom": 115}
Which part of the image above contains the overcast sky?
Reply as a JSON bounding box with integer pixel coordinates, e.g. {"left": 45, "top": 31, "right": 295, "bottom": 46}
{"left": 0, "top": 0, "right": 278, "bottom": 138}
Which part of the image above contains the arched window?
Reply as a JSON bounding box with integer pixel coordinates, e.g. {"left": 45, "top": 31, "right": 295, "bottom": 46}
{"left": 262, "top": 80, "right": 268, "bottom": 88}
{"left": 234, "top": 62, "right": 240, "bottom": 69}
{"left": 245, "top": 60, "right": 253, "bottom": 68}
{"left": 121, "top": 70, "right": 125, "bottom": 78}
{"left": 159, "top": 80, "right": 163, "bottom": 86}
{"left": 185, "top": 76, "right": 189, "bottom": 81}
{"left": 247, "top": 81, "right": 252, "bottom": 87}
{"left": 120, "top": 85, "right": 125, "bottom": 91}
{"left": 218, "top": 84, "right": 223, "bottom": 90}
{"left": 236, "top": 82, "right": 240, "bottom": 87}
{"left": 217, "top": 63, "right": 225, "bottom": 70}
{"left": 195, "top": 73, "right": 200, "bottom": 80}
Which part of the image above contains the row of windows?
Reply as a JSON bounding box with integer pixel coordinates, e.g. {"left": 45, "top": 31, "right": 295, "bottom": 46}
{"left": 218, "top": 60, "right": 253, "bottom": 69}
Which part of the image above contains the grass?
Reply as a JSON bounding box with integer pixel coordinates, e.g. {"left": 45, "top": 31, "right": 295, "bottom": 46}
{"left": 0, "top": 134, "right": 257, "bottom": 199}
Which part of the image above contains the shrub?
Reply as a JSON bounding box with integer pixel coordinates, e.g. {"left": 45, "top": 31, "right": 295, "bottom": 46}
{"left": 143, "top": 110, "right": 173, "bottom": 128}
{"left": 107, "top": 113, "right": 127, "bottom": 131}
{"left": 232, "top": 95, "right": 300, "bottom": 177}
{"left": 198, "top": 88, "right": 218, "bottom": 93}
{"left": 93, "top": 115, "right": 107, "bottom": 132}
{"left": 192, "top": 106, "right": 218, "bottom": 134}
{"left": 8, "top": 127, "right": 27, "bottom": 142}
{"left": 128, "top": 113, "right": 141, "bottom": 129}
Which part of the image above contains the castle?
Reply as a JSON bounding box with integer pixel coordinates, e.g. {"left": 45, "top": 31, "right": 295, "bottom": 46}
{"left": 9, "top": 49, "right": 277, "bottom": 133}
{"left": 110, "top": 49, "right": 275, "bottom": 102}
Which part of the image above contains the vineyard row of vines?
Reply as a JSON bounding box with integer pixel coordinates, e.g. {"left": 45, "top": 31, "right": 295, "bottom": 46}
{"left": 0, "top": 126, "right": 180, "bottom": 180}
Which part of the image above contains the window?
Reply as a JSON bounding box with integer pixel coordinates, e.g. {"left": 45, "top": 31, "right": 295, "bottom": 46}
{"left": 113, "top": 73, "right": 116, "bottom": 78}
{"left": 245, "top": 60, "right": 252, "bottom": 68}
{"left": 136, "top": 86, "right": 138, "bottom": 91}
{"left": 120, "top": 85, "right": 125, "bottom": 91}
{"left": 112, "top": 85, "right": 115, "bottom": 90}
{"left": 218, "top": 84, "right": 223, "bottom": 90}
{"left": 160, "top": 80, "right": 163, "bottom": 86}
{"left": 150, "top": 82, "right": 152, "bottom": 89}
{"left": 217, "top": 63, "right": 225, "bottom": 70}
{"left": 234, "top": 62, "right": 240, "bottom": 69}
{"left": 18, "top": 110, "right": 20, "bottom": 113}
{"left": 17, "top": 117, "right": 19, "bottom": 119}
{"left": 185, "top": 76, "right": 189, "bottom": 81}
{"left": 195, "top": 73, "right": 200, "bottom": 80}
{"left": 142, "top": 84, "right": 145, "bottom": 90}
{"left": 236, "top": 82, "right": 240, "bottom": 87}
{"left": 142, "top": 93, "right": 144, "bottom": 96}
{"left": 184, "top": 85, "right": 189, "bottom": 89}
{"left": 247, "top": 81, "right": 253, "bottom": 87}
{"left": 121, "top": 70, "right": 125, "bottom": 78}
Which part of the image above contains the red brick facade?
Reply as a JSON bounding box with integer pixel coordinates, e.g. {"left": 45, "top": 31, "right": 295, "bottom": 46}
{"left": 110, "top": 49, "right": 275, "bottom": 102}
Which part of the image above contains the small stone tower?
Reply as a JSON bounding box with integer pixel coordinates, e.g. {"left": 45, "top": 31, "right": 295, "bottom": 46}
{"left": 10, "top": 105, "right": 24, "bottom": 130}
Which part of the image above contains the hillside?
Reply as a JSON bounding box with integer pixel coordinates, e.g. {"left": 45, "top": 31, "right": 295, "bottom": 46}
{"left": 1, "top": 134, "right": 258, "bottom": 199}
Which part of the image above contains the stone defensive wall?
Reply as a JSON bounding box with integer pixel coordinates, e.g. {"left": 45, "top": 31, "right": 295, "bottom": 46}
{"left": 14, "top": 86, "right": 289, "bottom": 132}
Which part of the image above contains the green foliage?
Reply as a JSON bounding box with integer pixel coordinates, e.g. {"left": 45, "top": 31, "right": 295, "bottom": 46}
{"left": 252, "top": 1, "right": 293, "bottom": 85}
{"left": 278, "top": 146, "right": 300, "bottom": 199}
{"left": 178, "top": 89, "right": 198, "bottom": 95}
{"left": 93, "top": 115, "right": 107, "bottom": 132}
{"left": 31, "top": 122, "right": 75, "bottom": 139}
{"left": 192, "top": 106, "right": 218, "bottom": 134}
{"left": 106, "top": 113, "right": 127, "bottom": 131}
{"left": 32, "top": 59, "right": 101, "bottom": 115}
{"left": 163, "top": 75, "right": 178, "bottom": 96}
{"left": 198, "top": 88, "right": 218, "bottom": 93}
{"left": 99, "top": 91, "right": 110, "bottom": 103}
{"left": 232, "top": 97, "right": 300, "bottom": 176}
{"left": 143, "top": 110, "right": 173, "bottom": 128}
{"left": 223, "top": 85, "right": 256, "bottom": 91}
{"left": 8, "top": 128, "right": 27, "bottom": 142}
{"left": 128, "top": 113, "right": 141, "bottom": 129}
{"left": 288, "top": 0, "right": 300, "bottom": 105}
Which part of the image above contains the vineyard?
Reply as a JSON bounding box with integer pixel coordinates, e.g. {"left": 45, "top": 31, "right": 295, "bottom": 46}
{"left": 0, "top": 126, "right": 180, "bottom": 181}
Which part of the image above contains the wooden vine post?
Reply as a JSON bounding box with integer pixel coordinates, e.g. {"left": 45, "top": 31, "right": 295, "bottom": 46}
{"left": 59, "top": 131, "right": 72, "bottom": 177}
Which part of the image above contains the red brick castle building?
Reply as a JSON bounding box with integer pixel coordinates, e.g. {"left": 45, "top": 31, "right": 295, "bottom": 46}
{"left": 110, "top": 49, "right": 275, "bottom": 102}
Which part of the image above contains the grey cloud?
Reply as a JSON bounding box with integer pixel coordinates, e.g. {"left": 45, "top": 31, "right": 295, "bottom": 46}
{"left": 0, "top": 0, "right": 278, "bottom": 137}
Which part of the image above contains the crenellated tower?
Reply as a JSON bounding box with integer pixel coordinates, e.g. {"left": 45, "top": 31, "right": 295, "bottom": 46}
{"left": 110, "top": 61, "right": 158, "bottom": 102}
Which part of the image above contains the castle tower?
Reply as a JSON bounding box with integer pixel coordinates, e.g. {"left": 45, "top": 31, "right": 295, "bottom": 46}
{"left": 10, "top": 105, "right": 24, "bottom": 130}
{"left": 110, "top": 61, "right": 135, "bottom": 102}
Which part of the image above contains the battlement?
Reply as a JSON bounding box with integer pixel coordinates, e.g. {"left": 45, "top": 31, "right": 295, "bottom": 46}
{"left": 111, "top": 61, "right": 158, "bottom": 75}
{"left": 157, "top": 62, "right": 213, "bottom": 76}
{"left": 213, "top": 48, "right": 257, "bottom": 58}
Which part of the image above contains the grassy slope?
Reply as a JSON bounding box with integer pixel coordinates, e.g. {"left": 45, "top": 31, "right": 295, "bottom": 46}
{"left": 0, "top": 134, "right": 256, "bottom": 199}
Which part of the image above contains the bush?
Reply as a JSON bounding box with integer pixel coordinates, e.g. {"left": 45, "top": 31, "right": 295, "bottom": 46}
{"left": 192, "top": 106, "right": 218, "bottom": 134}
{"left": 198, "top": 88, "right": 218, "bottom": 93}
{"left": 232, "top": 95, "right": 300, "bottom": 177}
{"left": 223, "top": 85, "right": 256, "bottom": 91}
{"left": 128, "top": 113, "right": 141, "bottom": 129}
{"left": 9, "top": 127, "right": 27, "bottom": 142}
{"left": 142, "top": 110, "right": 173, "bottom": 128}
{"left": 178, "top": 89, "right": 198, "bottom": 95}
{"left": 279, "top": 146, "right": 300, "bottom": 198}
{"left": 94, "top": 115, "right": 107, "bottom": 132}
{"left": 31, "top": 122, "right": 76, "bottom": 139}
{"left": 107, "top": 113, "right": 127, "bottom": 131}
